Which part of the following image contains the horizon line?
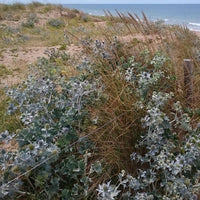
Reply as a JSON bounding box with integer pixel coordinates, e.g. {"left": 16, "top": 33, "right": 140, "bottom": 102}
{"left": 63, "top": 3, "right": 200, "bottom": 4}
{"left": 1, "top": 2, "right": 200, "bottom": 5}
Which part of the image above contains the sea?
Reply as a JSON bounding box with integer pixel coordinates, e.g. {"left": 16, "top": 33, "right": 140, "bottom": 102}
{"left": 63, "top": 4, "right": 200, "bottom": 31}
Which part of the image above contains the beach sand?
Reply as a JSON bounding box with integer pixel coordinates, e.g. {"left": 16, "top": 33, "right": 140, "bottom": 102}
{"left": 193, "top": 30, "right": 200, "bottom": 37}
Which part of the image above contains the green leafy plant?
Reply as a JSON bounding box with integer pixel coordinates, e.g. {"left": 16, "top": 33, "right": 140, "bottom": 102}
{"left": 0, "top": 65, "right": 11, "bottom": 77}
{"left": 22, "top": 13, "right": 38, "bottom": 28}
{"left": 0, "top": 54, "right": 103, "bottom": 199}
{"left": 48, "top": 19, "right": 65, "bottom": 28}
{"left": 97, "top": 52, "right": 200, "bottom": 200}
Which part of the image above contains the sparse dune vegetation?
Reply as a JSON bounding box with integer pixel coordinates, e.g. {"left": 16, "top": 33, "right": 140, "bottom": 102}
{"left": 0, "top": 3, "right": 200, "bottom": 199}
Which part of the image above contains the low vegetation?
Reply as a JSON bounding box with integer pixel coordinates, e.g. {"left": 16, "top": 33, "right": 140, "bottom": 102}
{"left": 0, "top": 3, "right": 200, "bottom": 200}
{"left": 0, "top": 65, "right": 11, "bottom": 77}
{"left": 48, "top": 19, "right": 65, "bottom": 28}
{"left": 0, "top": 89, "right": 22, "bottom": 133}
{"left": 0, "top": 3, "right": 102, "bottom": 48}
{"left": 22, "top": 13, "right": 38, "bottom": 28}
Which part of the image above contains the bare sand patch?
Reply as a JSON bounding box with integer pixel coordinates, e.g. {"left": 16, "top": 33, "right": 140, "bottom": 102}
{"left": 0, "top": 44, "right": 82, "bottom": 87}
{"left": 193, "top": 30, "right": 200, "bottom": 37}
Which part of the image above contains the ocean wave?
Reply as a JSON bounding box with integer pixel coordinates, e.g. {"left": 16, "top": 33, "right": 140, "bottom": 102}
{"left": 189, "top": 22, "right": 200, "bottom": 27}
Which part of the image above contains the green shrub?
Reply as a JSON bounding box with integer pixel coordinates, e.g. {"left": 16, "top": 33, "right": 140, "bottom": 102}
{"left": 0, "top": 54, "right": 103, "bottom": 199}
{"left": 22, "top": 13, "right": 38, "bottom": 28}
{"left": 48, "top": 19, "right": 65, "bottom": 28}
{"left": 0, "top": 89, "right": 22, "bottom": 133}
{"left": 0, "top": 65, "right": 11, "bottom": 77}
{"left": 97, "top": 52, "right": 200, "bottom": 200}
{"left": 81, "top": 15, "right": 89, "bottom": 22}
{"left": 22, "top": 20, "right": 34, "bottom": 28}
{"left": 59, "top": 43, "right": 67, "bottom": 50}
{"left": 44, "top": 48, "right": 69, "bottom": 62}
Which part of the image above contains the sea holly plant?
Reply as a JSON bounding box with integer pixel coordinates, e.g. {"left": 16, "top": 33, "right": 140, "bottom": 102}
{"left": 97, "top": 53, "right": 200, "bottom": 199}
{"left": 1, "top": 47, "right": 199, "bottom": 199}
{"left": 0, "top": 57, "right": 103, "bottom": 199}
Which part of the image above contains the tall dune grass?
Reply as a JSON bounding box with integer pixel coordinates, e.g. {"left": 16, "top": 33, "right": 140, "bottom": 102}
{"left": 79, "top": 12, "right": 200, "bottom": 188}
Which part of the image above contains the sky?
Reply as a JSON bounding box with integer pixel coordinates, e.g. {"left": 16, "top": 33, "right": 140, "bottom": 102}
{"left": 1, "top": 0, "right": 200, "bottom": 4}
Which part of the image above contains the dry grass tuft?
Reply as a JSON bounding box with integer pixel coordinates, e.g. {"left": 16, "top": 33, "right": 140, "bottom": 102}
{"left": 79, "top": 12, "right": 200, "bottom": 183}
